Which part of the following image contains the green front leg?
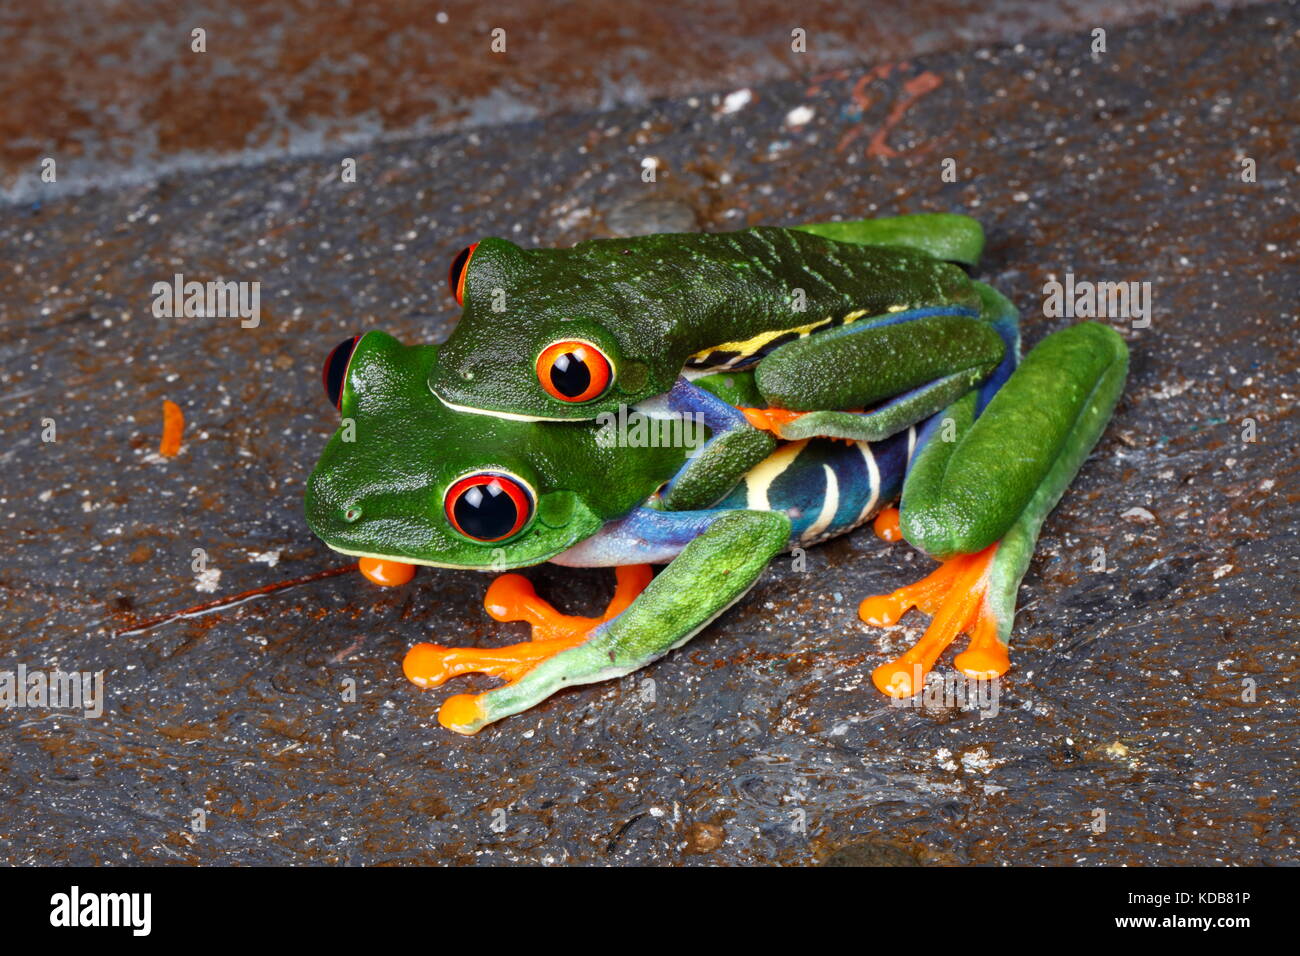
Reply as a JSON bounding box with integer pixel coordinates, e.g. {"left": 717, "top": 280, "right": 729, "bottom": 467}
{"left": 440, "top": 510, "right": 791, "bottom": 734}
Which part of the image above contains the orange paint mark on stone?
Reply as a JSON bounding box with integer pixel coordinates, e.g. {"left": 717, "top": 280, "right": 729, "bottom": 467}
{"left": 866, "top": 70, "right": 943, "bottom": 159}
{"left": 160, "top": 400, "right": 184, "bottom": 457}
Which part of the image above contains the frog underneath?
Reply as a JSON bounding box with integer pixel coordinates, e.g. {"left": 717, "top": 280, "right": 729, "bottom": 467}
{"left": 306, "top": 305, "right": 1127, "bottom": 734}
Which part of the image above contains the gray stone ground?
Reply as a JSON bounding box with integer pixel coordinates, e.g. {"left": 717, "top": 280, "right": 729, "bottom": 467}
{"left": 0, "top": 2, "right": 1296, "bottom": 864}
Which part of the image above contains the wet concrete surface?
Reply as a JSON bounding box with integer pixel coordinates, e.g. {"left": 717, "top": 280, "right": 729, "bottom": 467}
{"left": 0, "top": 2, "right": 1297, "bottom": 864}
{"left": 1, "top": 0, "right": 1249, "bottom": 201}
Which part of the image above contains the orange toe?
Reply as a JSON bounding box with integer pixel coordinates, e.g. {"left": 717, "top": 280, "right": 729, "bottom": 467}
{"left": 359, "top": 557, "right": 416, "bottom": 587}
{"left": 862, "top": 544, "right": 1008, "bottom": 697}
{"left": 739, "top": 406, "right": 805, "bottom": 436}
{"left": 438, "top": 694, "right": 487, "bottom": 733}
{"left": 872, "top": 506, "right": 903, "bottom": 542}
{"left": 953, "top": 611, "right": 1011, "bottom": 679}
{"left": 403, "top": 642, "right": 456, "bottom": 687}
{"left": 484, "top": 565, "right": 652, "bottom": 642}
{"left": 406, "top": 566, "right": 655, "bottom": 714}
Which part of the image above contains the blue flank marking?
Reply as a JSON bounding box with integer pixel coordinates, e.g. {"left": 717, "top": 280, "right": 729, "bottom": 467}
{"left": 796, "top": 303, "right": 981, "bottom": 345}
{"left": 658, "top": 378, "right": 756, "bottom": 500}
{"left": 556, "top": 429, "right": 914, "bottom": 565}
{"left": 564, "top": 302, "right": 1020, "bottom": 563}
{"left": 976, "top": 311, "right": 1021, "bottom": 414}
{"left": 711, "top": 428, "right": 911, "bottom": 544}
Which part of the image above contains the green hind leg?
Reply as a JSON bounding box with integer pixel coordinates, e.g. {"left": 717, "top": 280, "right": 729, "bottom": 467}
{"left": 749, "top": 282, "right": 1013, "bottom": 443}
{"left": 862, "top": 321, "right": 1129, "bottom": 697}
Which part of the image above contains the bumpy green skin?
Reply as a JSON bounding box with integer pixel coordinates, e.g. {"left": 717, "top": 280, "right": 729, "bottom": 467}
{"left": 432, "top": 214, "right": 1000, "bottom": 510}
{"left": 759, "top": 312, "right": 1007, "bottom": 446}
{"left": 660, "top": 426, "right": 775, "bottom": 511}
{"left": 901, "top": 321, "right": 1129, "bottom": 560}
{"left": 306, "top": 333, "right": 691, "bottom": 569}
{"left": 306, "top": 336, "right": 795, "bottom": 733}
{"left": 430, "top": 215, "right": 984, "bottom": 420}
{"left": 983, "top": 335, "right": 1126, "bottom": 642}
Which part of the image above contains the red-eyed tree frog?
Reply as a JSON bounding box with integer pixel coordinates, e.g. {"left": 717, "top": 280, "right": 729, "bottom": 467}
{"left": 306, "top": 294, "right": 1128, "bottom": 734}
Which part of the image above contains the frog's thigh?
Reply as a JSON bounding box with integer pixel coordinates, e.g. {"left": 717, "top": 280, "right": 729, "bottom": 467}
{"left": 901, "top": 321, "right": 1128, "bottom": 558}
{"left": 442, "top": 509, "right": 791, "bottom": 734}
{"left": 756, "top": 283, "right": 1019, "bottom": 442}
{"left": 755, "top": 308, "right": 1005, "bottom": 440}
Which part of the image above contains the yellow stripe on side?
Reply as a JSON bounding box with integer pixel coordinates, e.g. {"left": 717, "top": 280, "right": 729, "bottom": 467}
{"left": 688, "top": 307, "right": 872, "bottom": 369}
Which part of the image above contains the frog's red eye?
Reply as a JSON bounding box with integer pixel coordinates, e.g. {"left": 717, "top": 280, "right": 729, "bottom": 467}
{"left": 536, "top": 340, "right": 613, "bottom": 403}
{"left": 322, "top": 335, "right": 361, "bottom": 410}
{"left": 445, "top": 472, "right": 534, "bottom": 542}
{"left": 448, "top": 242, "right": 479, "bottom": 306}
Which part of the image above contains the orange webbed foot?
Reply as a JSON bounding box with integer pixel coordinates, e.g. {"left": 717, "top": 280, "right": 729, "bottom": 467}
{"left": 403, "top": 566, "right": 654, "bottom": 723}
{"left": 860, "top": 544, "right": 1010, "bottom": 697}
{"left": 482, "top": 564, "right": 652, "bottom": 642}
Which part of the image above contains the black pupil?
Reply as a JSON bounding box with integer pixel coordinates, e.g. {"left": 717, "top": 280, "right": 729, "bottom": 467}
{"left": 550, "top": 351, "right": 591, "bottom": 398}
{"left": 454, "top": 480, "right": 520, "bottom": 540}
{"left": 323, "top": 336, "right": 358, "bottom": 408}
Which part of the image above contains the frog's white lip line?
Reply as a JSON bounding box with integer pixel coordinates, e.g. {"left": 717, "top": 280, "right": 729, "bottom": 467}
{"left": 432, "top": 390, "right": 570, "bottom": 422}
{"left": 325, "top": 543, "right": 558, "bottom": 572}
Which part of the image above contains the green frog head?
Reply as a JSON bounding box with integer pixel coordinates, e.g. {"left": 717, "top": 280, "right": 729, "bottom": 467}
{"left": 305, "top": 331, "right": 687, "bottom": 570}
{"left": 429, "top": 236, "right": 699, "bottom": 422}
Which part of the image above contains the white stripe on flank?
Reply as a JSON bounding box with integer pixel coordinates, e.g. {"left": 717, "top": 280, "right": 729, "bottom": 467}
{"left": 906, "top": 425, "right": 917, "bottom": 466}
{"left": 802, "top": 464, "right": 839, "bottom": 543}
{"left": 744, "top": 440, "right": 808, "bottom": 511}
{"left": 854, "top": 441, "right": 880, "bottom": 526}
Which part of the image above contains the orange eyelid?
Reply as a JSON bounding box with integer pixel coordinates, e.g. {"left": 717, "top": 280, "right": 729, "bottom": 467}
{"left": 450, "top": 242, "right": 479, "bottom": 306}
{"left": 536, "top": 340, "right": 613, "bottom": 403}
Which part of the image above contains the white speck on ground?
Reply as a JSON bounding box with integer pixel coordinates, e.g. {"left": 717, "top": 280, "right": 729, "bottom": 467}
{"left": 785, "top": 105, "right": 815, "bottom": 126}
{"left": 721, "top": 88, "right": 753, "bottom": 114}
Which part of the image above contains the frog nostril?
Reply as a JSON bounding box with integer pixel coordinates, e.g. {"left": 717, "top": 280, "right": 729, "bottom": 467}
{"left": 342, "top": 505, "right": 363, "bottom": 524}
